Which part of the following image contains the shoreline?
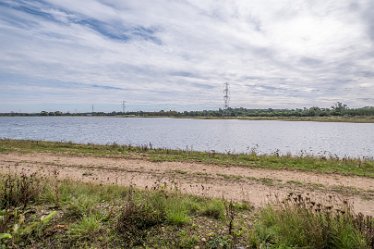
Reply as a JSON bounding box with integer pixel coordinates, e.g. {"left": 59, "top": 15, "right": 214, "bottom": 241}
{"left": 1, "top": 115, "right": 374, "bottom": 123}
{"left": 1, "top": 139, "right": 374, "bottom": 177}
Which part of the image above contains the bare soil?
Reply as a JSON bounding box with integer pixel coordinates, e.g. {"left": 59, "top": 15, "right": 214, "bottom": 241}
{"left": 1, "top": 152, "right": 374, "bottom": 215}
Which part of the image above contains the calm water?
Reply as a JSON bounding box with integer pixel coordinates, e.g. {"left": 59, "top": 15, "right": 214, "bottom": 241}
{"left": 0, "top": 117, "right": 373, "bottom": 158}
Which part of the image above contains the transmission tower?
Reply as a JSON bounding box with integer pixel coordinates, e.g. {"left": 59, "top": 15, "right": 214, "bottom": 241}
{"left": 223, "top": 82, "right": 230, "bottom": 109}
{"left": 91, "top": 104, "right": 94, "bottom": 113}
{"left": 122, "top": 100, "right": 126, "bottom": 113}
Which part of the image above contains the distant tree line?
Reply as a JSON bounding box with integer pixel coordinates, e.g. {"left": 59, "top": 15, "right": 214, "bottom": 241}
{"left": 171, "top": 103, "right": 374, "bottom": 118}
{"left": 1, "top": 103, "right": 374, "bottom": 118}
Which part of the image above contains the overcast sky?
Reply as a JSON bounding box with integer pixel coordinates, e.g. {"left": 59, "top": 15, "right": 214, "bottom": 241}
{"left": 1, "top": 0, "right": 374, "bottom": 112}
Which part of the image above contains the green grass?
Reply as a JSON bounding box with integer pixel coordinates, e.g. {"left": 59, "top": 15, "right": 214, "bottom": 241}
{"left": 0, "top": 174, "right": 236, "bottom": 248}
{"left": 249, "top": 194, "right": 371, "bottom": 249}
{"left": 201, "top": 199, "right": 226, "bottom": 220}
{"left": 1, "top": 139, "right": 374, "bottom": 178}
{"left": 1, "top": 173, "right": 373, "bottom": 248}
{"left": 68, "top": 215, "right": 102, "bottom": 239}
{"left": 65, "top": 195, "right": 99, "bottom": 219}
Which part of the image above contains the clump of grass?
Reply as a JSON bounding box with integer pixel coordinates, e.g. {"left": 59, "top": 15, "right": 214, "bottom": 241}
{"left": 201, "top": 199, "right": 226, "bottom": 220}
{"left": 0, "top": 172, "right": 42, "bottom": 209}
{"left": 165, "top": 198, "right": 191, "bottom": 225}
{"left": 249, "top": 193, "right": 373, "bottom": 249}
{"left": 232, "top": 201, "right": 252, "bottom": 211}
{"left": 65, "top": 195, "right": 98, "bottom": 219}
{"left": 115, "top": 185, "right": 206, "bottom": 246}
{"left": 68, "top": 215, "right": 102, "bottom": 240}
{"left": 353, "top": 213, "right": 374, "bottom": 248}
{"left": 116, "top": 188, "right": 166, "bottom": 247}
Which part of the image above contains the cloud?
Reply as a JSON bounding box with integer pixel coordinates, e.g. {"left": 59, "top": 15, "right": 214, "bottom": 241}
{"left": 0, "top": 0, "right": 374, "bottom": 112}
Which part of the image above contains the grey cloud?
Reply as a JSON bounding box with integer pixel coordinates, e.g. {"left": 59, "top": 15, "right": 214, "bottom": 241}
{"left": 299, "top": 57, "right": 323, "bottom": 66}
{"left": 362, "top": 1, "right": 374, "bottom": 43}
{"left": 190, "top": 82, "right": 216, "bottom": 90}
{"left": 356, "top": 98, "right": 374, "bottom": 101}
{"left": 0, "top": 0, "right": 162, "bottom": 44}
{"left": 1, "top": 0, "right": 374, "bottom": 111}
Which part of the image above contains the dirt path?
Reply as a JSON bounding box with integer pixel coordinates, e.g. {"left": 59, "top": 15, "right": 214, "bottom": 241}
{"left": 1, "top": 152, "right": 374, "bottom": 215}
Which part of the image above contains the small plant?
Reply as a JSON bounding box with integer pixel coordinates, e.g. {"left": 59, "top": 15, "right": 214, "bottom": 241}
{"left": 15, "top": 211, "right": 58, "bottom": 238}
{"left": 178, "top": 230, "right": 199, "bottom": 248}
{"left": 225, "top": 200, "right": 235, "bottom": 235}
{"left": 0, "top": 210, "right": 57, "bottom": 247}
{"left": 207, "top": 234, "right": 232, "bottom": 249}
{"left": 0, "top": 173, "right": 41, "bottom": 209}
{"left": 39, "top": 170, "right": 61, "bottom": 207}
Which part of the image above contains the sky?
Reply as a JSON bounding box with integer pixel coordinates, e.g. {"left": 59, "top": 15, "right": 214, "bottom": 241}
{"left": 0, "top": 0, "right": 374, "bottom": 112}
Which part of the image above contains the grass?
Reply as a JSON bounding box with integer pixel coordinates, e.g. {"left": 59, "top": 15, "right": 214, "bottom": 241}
{"left": 1, "top": 139, "right": 374, "bottom": 178}
{"left": 249, "top": 193, "right": 373, "bottom": 249}
{"left": 0, "top": 172, "right": 41, "bottom": 210}
{"left": 68, "top": 215, "right": 102, "bottom": 239}
{"left": 201, "top": 199, "right": 226, "bottom": 220}
{"left": 0, "top": 173, "right": 373, "bottom": 248}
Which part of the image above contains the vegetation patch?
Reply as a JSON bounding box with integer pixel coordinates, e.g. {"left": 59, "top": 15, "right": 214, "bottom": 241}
{"left": 1, "top": 139, "right": 374, "bottom": 178}
{"left": 1, "top": 172, "right": 374, "bottom": 248}
{"left": 249, "top": 193, "right": 374, "bottom": 249}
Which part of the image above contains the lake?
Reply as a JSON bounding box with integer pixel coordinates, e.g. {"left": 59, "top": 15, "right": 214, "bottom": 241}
{"left": 0, "top": 117, "right": 373, "bottom": 158}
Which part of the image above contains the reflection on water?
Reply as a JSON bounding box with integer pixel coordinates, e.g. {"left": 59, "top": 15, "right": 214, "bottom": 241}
{"left": 0, "top": 117, "right": 373, "bottom": 158}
